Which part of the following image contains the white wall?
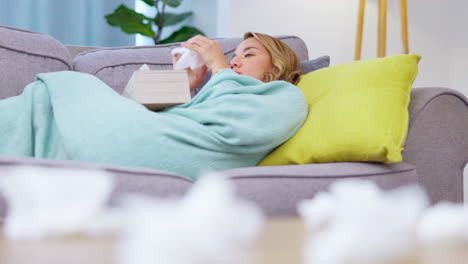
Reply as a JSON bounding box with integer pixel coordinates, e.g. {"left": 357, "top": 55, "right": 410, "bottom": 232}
{"left": 186, "top": 0, "right": 218, "bottom": 38}
{"left": 450, "top": 2, "right": 468, "bottom": 94}
{"left": 201, "top": 0, "right": 467, "bottom": 96}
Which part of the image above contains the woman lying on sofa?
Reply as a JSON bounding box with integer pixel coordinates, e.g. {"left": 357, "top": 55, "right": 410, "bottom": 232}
{"left": 0, "top": 32, "right": 308, "bottom": 180}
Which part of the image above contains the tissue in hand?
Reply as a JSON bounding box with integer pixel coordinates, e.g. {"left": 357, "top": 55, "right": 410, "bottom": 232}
{"left": 171, "top": 47, "right": 204, "bottom": 70}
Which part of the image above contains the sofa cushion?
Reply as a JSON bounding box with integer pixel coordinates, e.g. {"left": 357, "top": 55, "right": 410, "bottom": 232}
{"left": 0, "top": 25, "right": 72, "bottom": 99}
{"left": 71, "top": 36, "right": 314, "bottom": 94}
{"left": 219, "top": 162, "right": 418, "bottom": 216}
{"left": 260, "top": 54, "right": 421, "bottom": 166}
{"left": 0, "top": 155, "right": 193, "bottom": 219}
{"left": 301, "top": 55, "right": 330, "bottom": 73}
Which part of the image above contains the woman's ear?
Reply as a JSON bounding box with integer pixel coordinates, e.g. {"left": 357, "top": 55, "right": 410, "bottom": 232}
{"left": 262, "top": 72, "right": 274, "bottom": 83}
{"left": 263, "top": 64, "right": 280, "bottom": 82}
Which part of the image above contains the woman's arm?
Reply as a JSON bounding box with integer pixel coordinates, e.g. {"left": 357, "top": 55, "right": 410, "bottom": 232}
{"left": 172, "top": 53, "right": 207, "bottom": 92}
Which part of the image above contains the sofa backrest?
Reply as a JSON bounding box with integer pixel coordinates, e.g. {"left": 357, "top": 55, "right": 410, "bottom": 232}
{"left": 0, "top": 25, "right": 72, "bottom": 99}
{"left": 0, "top": 25, "right": 320, "bottom": 97}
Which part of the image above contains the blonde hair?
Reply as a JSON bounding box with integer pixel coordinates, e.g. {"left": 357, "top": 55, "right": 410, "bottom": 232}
{"left": 244, "top": 32, "right": 302, "bottom": 85}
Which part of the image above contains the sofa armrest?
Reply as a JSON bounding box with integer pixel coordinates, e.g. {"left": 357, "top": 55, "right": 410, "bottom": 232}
{"left": 403, "top": 87, "right": 468, "bottom": 203}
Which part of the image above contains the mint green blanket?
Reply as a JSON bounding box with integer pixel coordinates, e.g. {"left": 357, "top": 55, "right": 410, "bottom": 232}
{"left": 0, "top": 69, "right": 307, "bottom": 179}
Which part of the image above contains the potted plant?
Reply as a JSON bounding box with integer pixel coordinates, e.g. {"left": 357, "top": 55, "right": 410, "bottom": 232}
{"left": 105, "top": 0, "right": 204, "bottom": 44}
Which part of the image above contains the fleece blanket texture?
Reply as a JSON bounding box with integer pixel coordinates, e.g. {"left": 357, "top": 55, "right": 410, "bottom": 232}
{"left": 0, "top": 69, "right": 307, "bottom": 179}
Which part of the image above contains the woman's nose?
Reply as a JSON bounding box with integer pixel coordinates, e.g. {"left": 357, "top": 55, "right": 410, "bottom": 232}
{"left": 230, "top": 57, "right": 240, "bottom": 68}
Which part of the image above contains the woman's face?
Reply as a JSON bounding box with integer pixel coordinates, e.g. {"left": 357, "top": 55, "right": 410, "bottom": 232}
{"left": 230, "top": 38, "right": 274, "bottom": 81}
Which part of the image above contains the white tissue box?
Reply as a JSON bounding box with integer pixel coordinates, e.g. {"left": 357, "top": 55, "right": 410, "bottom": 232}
{"left": 123, "top": 70, "right": 191, "bottom": 111}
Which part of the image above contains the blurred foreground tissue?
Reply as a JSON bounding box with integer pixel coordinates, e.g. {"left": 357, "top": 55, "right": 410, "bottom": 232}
{"left": 418, "top": 202, "right": 468, "bottom": 246}
{"left": 116, "top": 173, "right": 264, "bottom": 264}
{"left": 0, "top": 166, "right": 114, "bottom": 240}
{"left": 298, "top": 180, "right": 429, "bottom": 264}
{"left": 417, "top": 202, "right": 468, "bottom": 264}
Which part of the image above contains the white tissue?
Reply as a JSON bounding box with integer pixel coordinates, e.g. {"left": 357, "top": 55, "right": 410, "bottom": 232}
{"left": 139, "top": 64, "right": 150, "bottom": 70}
{"left": 417, "top": 202, "right": 468, "bottom": 264}
{"left": 418, "top": 202, "right": 468, "bottom": 245}
{"left": 116, "top": 173, "right": 264, "bottom": 264}
{"left": 298, "top": 180, "right": 429, "bottom": 264}
{"left": 171, "top": 47, "right": 204, "bottom": 70}
{"left": 0, "top": 166, "right": 114, "bottom": 240}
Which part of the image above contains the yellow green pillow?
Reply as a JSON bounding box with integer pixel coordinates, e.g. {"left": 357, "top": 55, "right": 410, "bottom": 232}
{"left": 259, "top": 54, "right": 421, "bottom": 166}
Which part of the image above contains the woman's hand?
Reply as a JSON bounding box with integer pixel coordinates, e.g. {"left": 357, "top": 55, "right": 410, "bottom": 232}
{"left": 181, "top": 35, "right": 230, "bottom": 75}
{"left": 172, "top": 53, "right": 208, "bottom": 92}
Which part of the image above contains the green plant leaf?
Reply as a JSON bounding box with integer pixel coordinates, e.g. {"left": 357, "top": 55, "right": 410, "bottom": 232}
{"left": 105, "top": 4, "right": 155, "bottom": 37}
{"left": 141, "top": 0, "right": 155, "bottom": 6}
{"left": 156, "top": 12, "right": 192, "bottom": 27}
{"left": 161, "top": 0, "right": 183, "bottom": 8}
{"left": 159, "top": 26, "right": 205, "bottom": 44}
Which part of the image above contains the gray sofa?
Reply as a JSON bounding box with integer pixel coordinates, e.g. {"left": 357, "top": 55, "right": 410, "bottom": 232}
{"left": 0, "top": 25, "right": 467, "bottom": 216}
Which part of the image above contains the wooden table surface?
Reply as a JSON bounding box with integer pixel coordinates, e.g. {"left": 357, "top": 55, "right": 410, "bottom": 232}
{"left": 2, "top": 217, "right": 468, "bottom": 264}
{"left": 0, "top": 217, "right": 305, "bottom": 264}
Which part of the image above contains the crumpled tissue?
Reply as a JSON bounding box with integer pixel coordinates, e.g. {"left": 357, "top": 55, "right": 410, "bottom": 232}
{"left": 115, "top": 173, "right": 265, "bottom": 264}
{"left": 417, "top": 202, "right": 468, "bottom": 264}
{"left": 171, "top": 47, "right": 204, "bottom": 70}
{"left": 297, "top": 179, "right": 429, "bottom": 264}
{"left": 418, "top": 202, "right": 468, "bottom": 245}
{"left": 0, "top": 166, "right": 114, "bottom": 240}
